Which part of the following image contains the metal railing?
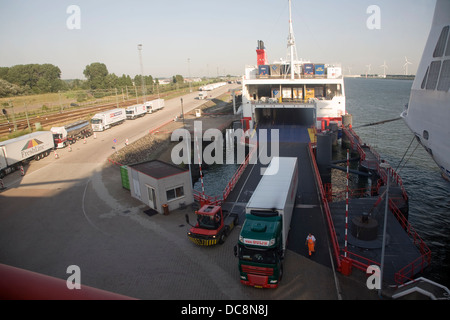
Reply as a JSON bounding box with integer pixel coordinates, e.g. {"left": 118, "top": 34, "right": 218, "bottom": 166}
{"left": 308, "top": 142, "right": 342, "bottom": 271}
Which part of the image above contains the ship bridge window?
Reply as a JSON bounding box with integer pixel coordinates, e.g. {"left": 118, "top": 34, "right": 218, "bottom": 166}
{"left": 433, "top": 26, "right": 449, "bottom": 58}
{"left": 426, "top": 60, "right": 441, "bottom": 90}
{"left": 437, "top": 59, "right": 450, "bottom": 92}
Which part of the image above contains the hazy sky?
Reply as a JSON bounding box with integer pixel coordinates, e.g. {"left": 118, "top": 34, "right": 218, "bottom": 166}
{"left": 0, "top": 0, "right": 436, "bottom": 79}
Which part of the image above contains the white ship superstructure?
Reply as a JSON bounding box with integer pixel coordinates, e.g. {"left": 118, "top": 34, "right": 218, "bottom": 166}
{"left": 241, "top": 0, "right": 345, "bottom": 132}
{"left": 401, "top": 0, "right": 450, "bottom": 181}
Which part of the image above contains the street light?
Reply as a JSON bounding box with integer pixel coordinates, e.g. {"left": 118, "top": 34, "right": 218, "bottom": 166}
{"left": 137, "top": 44, "right": 147, "bottom": 104}
{"left": 379, "top": 161, "right": 390, "bottom": 298}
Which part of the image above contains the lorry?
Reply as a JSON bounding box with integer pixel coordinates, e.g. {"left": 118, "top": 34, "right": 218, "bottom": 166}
{"left": 51, "top": 120, "right": 92, "bottom": 148}
{"left": 90, "top": 108, "right": 126, "bottom": 131}
{"left": 185, "top": 204, "right": 239, "bottom": 246}
{"left": 0, "top": 131, "right": 54, "bottom": 178}
{"left": 234, "top": 157, "right": 298, "bottom": 288}
{"left": 145, "top": 99, "right": 165, "bottom": 114}
{"left": 198, "top": 91, "right": 208, "bottom": 100}
{"left": 125, "top": 104, "right": 147, "bottom": 120}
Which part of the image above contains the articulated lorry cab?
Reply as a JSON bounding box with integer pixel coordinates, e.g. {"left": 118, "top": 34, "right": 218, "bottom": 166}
{"left": 145, "top": 99, "right": 165, "bottom": 113}
{"left": 51, "top": 120, "right": 92, "bottom": 148}
{"left": 186, "top": 204, "right": 239, "bottom": 246}
{"left": 90, "top": 108, "right": 126, "bottom": 132}
{"left": 235, "top": 157, "right": 298, "bottom": 288}
{"left": 125, "top": 104, "right": 147, "bottom": 120}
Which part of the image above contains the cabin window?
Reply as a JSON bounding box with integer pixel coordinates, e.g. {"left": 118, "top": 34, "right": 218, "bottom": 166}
{"left": 426, "top": 60, "right": 441, "bottom": 90}
{"left": 421, "top": 66, "right": 429, "bottom": 89}
{"left": 433, "top": 26, "right": 449, "bottom": 58}
{"left": 446, "top": 27, "right": 450, "bottom": 56}
{"left": 437, "top": 60, "right": 450, "bottom": 92}
{"left": 166, "top": 186, "right": 184, "bottom": 201}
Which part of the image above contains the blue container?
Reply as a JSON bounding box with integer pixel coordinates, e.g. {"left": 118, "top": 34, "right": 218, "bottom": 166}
{"left": 315, "top": 64, "right": 325, "bottom": 76}
{"left": 304, "top": 63, "right": 314, "bottom": 75}
{"left": 258, "top": 65, "right": 270, "bottom": 77}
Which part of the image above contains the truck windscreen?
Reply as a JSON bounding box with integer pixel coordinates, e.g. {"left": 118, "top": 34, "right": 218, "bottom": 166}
{"left": 238, "top": 244, "right": 277, "bottom": 264}
{"left": 250, "top": 210, "right": 278, "bottom": 217}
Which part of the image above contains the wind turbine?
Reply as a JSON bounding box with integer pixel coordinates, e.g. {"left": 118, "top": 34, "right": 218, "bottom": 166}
{"left": 380, "top": 61, "right": 388, "bottom": 78}
{"left": 404, "top": 57, "right": 412, "bottom": 75}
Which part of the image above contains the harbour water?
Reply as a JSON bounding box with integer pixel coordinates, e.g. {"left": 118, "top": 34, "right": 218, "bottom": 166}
{"left": 194, "top": 77, "right": 450, "bottom": 288}
{"left": 345, "top": 77, "right": 450, "bottom": 288}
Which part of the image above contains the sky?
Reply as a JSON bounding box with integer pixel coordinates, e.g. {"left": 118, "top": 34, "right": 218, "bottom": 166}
{"left": 0, "top": 0, "right": 436, "bottom": 80}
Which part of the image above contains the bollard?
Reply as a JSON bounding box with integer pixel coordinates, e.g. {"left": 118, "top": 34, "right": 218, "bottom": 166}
{"left": 83, "top": 137, "right": 86, "bottom": 144}
{"left": 68, "top": 145, "right": 72, "bottom": 152}
{"left": 20, "top": 166, "right": 24, "bottom": 176}
{"left": 54, "top": 150, "right": 59, "bottom": 159}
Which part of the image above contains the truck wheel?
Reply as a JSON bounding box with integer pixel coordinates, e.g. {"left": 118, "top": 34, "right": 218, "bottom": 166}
{"left": 219, "top": 232, "right": 226, "bottom": 244}
{"left": 219, "top": 226, "right": 230, "bottom": 244}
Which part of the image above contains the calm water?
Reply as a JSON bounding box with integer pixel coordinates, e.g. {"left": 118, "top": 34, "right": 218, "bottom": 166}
{"left": 195, "top": 77, "right": 450, "bottom": 288}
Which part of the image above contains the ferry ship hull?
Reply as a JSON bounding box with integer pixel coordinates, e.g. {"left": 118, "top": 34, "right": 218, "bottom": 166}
{"left": 401, "top": 0, "right": 450, "bottom": 181}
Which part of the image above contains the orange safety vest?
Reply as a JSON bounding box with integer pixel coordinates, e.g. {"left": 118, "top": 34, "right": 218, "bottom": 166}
{"left": 307, "top": 236, "right": 315, "bottom": 254}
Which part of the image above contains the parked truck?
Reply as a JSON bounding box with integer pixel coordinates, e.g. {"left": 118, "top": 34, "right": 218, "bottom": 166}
{"left": 234, "top": 157, "right": 298, "bottom": 288}
{"left": 185, "top": 204, "right": 239, "bottom": 246}
{"left": 145, "top": 99, "right": 165, "bottom": 114}
{"left": 125, "top": 104, "right": 147, "bottom": 120}
{"left": 51, "top": 120, "right": 92, "bottom": 148}
{"left": 198, "top": 91, "right": 208, "bottom": 100}
{"left": 90, "top": 108, "right": 126, "bottom": 131}
{"left": 0, "top": 131, "right": 54, "bottom": 178}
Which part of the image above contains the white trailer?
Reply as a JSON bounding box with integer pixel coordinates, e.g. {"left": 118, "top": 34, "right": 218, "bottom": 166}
{"left": 90, "top": 108, "right": 126, "bottom": 131}
{"left": 0, "top": 131, "right": 54, "bottom": 178}
{"left": 145, "top": 99, "right": 165, "bottom": 113}
{"left": 245, "top": 157, "right": 298, "bottom": 251}
{"left": 126, "top": 104, "right": 147, "bottom": 120}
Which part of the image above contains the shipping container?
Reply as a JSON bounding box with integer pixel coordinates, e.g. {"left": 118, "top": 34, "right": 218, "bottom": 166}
{"left": 305, "top": 88, "right": 315, "bottom": 100}
{"left": 258, "top": 65, "right": 270, "bottom": 78}
{"left": 270, "top": 64, "right": 281, "bottom": 77}
{"left": 315, "top": 64, "right": 325, "bottom": 76}
{"left": 303, "top": 63, "right": 314, "bottom": 76}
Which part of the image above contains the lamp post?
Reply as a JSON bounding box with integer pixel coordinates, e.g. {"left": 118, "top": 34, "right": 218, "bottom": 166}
{"left": 137, "top": 44, "right": 147, "bottom": 104}
{"left": 379, "top": 162, "right": 390, "bottom": 298}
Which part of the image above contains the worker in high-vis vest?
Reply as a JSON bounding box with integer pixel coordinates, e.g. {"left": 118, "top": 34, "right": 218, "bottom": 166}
{"left": 306, "top": 233, "right": 316, "bottom": 256}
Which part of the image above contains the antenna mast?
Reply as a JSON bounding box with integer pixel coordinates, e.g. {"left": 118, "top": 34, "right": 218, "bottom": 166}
{"left": 287, "top": 0, "right": 298, "bottom": 79}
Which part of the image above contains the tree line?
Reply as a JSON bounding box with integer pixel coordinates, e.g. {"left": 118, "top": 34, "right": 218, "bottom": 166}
{"left": 0, "top": 62, "right": 186, "bottom": 98}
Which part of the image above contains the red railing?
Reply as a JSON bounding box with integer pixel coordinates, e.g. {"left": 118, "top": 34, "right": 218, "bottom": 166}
{"left": 193, "top": 137, "right": 258, "bottom": 206}
{"left": 389, "top": 199, "right": 431, "bottom": 284}
{"left": 308, "top": 143, "right": 342, "bottom": 271}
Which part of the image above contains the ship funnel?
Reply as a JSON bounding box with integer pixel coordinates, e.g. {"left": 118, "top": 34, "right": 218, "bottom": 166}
{"left": 256, "top": 40, "right": 268, "bottom": 65}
